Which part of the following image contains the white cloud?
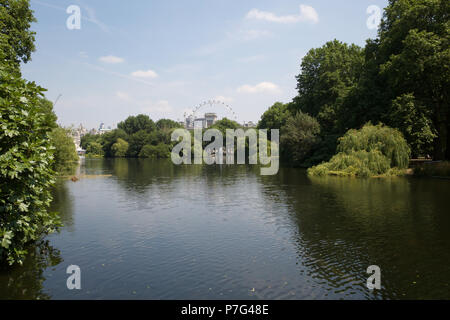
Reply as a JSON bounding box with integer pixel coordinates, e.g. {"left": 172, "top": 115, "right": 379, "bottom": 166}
{"left": 237, "top": 82, "right": 281, "bottom": 94}
{"left": 246, "top": 5, "right": 319, "bottom": 24}
{"left": 99, "top": 55, "right": 124, "bottom": 64}
{"left": 131, "top": 69, "right": 159, "bottom": 79}
{"left": 298, "top": 5, "right": 319, "bottom": 23}
{"left": 33, "top": 1, "right": 110, "bottom": 32}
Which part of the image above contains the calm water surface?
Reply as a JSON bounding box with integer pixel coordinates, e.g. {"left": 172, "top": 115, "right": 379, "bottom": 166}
{"left": 1, "top": 158, "right": 450, "bottom": 299}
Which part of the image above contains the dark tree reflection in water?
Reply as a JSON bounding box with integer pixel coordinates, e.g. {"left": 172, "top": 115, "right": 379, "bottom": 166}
{"left": 0, "top": 159, "right": 449, "bottom": 299}
{"left": 0, "top": 240, "right": 62, "bottom": 299}
{"left": 256, "top": 170, "right": 450, "bottom": 299}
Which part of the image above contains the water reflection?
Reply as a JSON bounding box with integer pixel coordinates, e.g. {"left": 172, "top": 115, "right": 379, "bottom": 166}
{"left": 257, "top": 171, "right": 450, "bottom": 299}
{"left": 51, "top": 179, "right": 75, "bottom": 231}
{"left": 1, "top": 160, "right": 449, "bottom": 299}
{"left": 0, "top": 178, "right": 74, "bottom": 300}
{"left": 0, "top": 240, "right": 62, "bottom": 300}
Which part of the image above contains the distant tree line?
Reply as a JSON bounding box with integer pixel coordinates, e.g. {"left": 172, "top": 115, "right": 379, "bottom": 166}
{"left": 81, "top": 115, "right": 182, "bottom": 159}
{"left": 81, "top": 116, "right": 244, "bottom": 159}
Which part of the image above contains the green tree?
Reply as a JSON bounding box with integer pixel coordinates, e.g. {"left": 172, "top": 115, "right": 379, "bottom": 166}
{"left": 85, "top": 141, "right": 104, "bottom": 156}
{"left": 156, "top": 118, "right": 182, "bottom": 130}
{"left": 293, "top": 40, "right": 364, "bottom": 134}
{"left": 127, "top": 130, "right": 149, "bottom": 157}
{"left": 257, "top": 102, "right": 292, "bottom": 132}
{"left": 48, "top": 127, "right": 78, "bottom": 173}
{"left": 100, "top": 129, "right": 128, "bottom": 157}
{"left": 139, "top": 143, "right": 170, "bottom": 159}
{"left": 390, "top": 93, "right": 436, "bottom": 157}
{"left": 0, "top": 0, "right": 61, "bottom": 266}
{"left": 117, "top": 114, "right": 156, "bottom": 135}
{"left": 37, "top": 98, "right": 58, "bottom": 129}
{"left": 0, "top": 0, "right": 36, "bottom": 67}
{"left": 111, "top": 138, "right": 129, "bottom": 157}
{"left": 367, "top": 0, "right": 449, "bottom": 159}
{"left": 210, "top": 117, "right": 241, "bottom": 135}
{"left": 80, "top": 133, "right": 101, "bottom": 150}
{"left": 309, "top": 124, "right": 411, "bottom": 177}
{"left": 0, "top": 65, "right": 59, "bottom": 266}
{"left": 281, "top": 111, "right": 321, "bottom": 167}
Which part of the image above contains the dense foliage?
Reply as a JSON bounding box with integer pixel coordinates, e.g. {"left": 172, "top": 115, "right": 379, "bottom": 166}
{"left": 0, "top": 0, "right": 67, "bottom": 266}
{"left": 48, "top": 127, "right": 78, "bottom": 173}
{"left": 308, "top": 124, "right": 410, "bottom": 177}
{"left": 111, "top": 138, "right": 128, "bottom": 157}
{"left": 377, "top": 0, "right": 449, "bottom": 159}
{"left": 257, "top": 102, "right": 291, "bottom": 132}
{"left": 280, "top": 111, "right": 321, "bottom": 167}
{"left": 210, "top": 117, "right": 241, "bottom": 134}
{"left": 139, "top": 143, "right": 170, "bottom": 159}
{"left": 81, "top": 116, "right": 245, "bottom": 160}
{"left": 343, "top": 0, "right": 449, "bottom": 159}
{"left": 0, "top": 0, "right": 36, "bottom": 66}
{"left": 258, "top": 0, "right": 449, "bottom": 170}
{"left": 85, "top": 141, "right": 103, "bottom": 157}
{"left": 293, "top": 40, "right": 364, "bottom": 135}
{"left": 81, "top": 115, "right": 179, "bottom": 159}
{"left": 0, "top": 64, "right": 62, "bottom": 265}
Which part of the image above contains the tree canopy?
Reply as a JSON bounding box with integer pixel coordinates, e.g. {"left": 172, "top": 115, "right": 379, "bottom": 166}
{"left": 0, "top": 2, "right": 60, "bottom": 263}
{"left": 292, "top": 40, "right": 364, "bottom": 134}
{"left": 117, "top": 114, "right": 156, "bottom": 135}
{"left": 0, "top": 0, "right": 36, "bottom": 67}
{"left": 257, "top": 102, "right": 292, "bottom": 131}
{"left": 308, "top": 124, "right": 411, "bottom": 177}
{"left": 281, "top": 111, "right": 321, "bottom": 167}
{"left": 48, "top": 127, "right": 78, "bottom": 173}
{"left": 259, "top": 0, "right": 449, "bottom": 166}
{"left": 361, "top": 0, "right": 450, "bottom": 159}
{"left": 82, "top": 115, "right": 178, "bottom": 160}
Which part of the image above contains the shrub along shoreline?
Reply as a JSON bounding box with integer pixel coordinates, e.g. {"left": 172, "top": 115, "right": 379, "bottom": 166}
{"left": 307, "top": 124, "right": 410, "bottom": 178}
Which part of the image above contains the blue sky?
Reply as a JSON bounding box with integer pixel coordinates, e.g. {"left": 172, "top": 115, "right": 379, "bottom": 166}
{"left": 23, "top": 0, "right": 388, "bottom": 129}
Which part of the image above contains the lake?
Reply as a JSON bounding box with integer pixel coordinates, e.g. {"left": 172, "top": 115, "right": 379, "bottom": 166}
{"left": 1, "top": 158, "right": 449, "bottom": 299}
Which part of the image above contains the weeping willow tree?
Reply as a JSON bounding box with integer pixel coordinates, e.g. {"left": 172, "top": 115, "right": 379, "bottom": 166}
{"left": 308, "top": 124, "right": 410, "bottom": 177}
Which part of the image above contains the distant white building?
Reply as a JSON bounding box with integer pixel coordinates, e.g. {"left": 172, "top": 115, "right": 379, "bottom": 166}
{"left": 204, "top": 113, "right": 218, "bottom": 128}
{"left": 243, "top": 121, "right": 256, "bottom": 128}
{"left": 71, "top": 124, "right": 87, "bottom": 148}
{"left": 194, "top": 118, "right": 206, "bottom": 129}
{"left": 98, "top": 122, "right": 112, "bottom": 135}
{"left": 185, "top": 113, "right": 218, "bottom": 129}
{"left": 185, "top": 115, "right": 195, "bottom": 129}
